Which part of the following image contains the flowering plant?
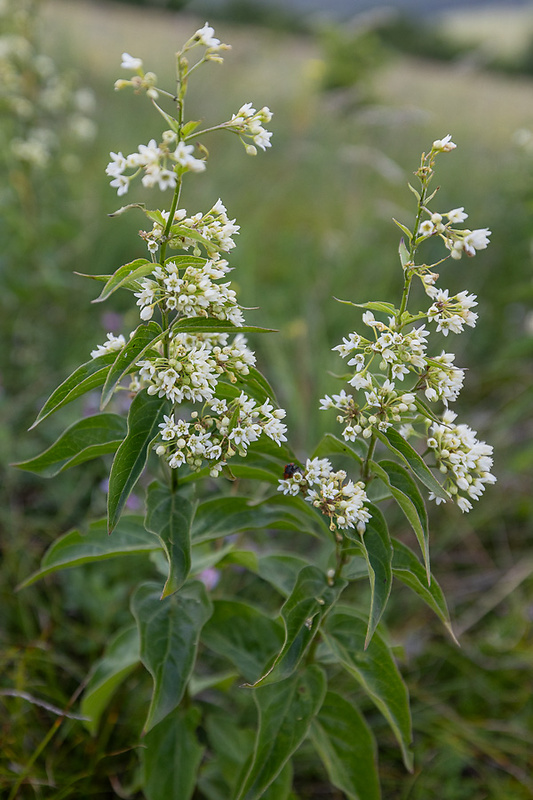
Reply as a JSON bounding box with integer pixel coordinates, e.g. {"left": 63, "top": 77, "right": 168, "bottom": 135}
{"left": 18, "top": 25, "right": 495, "bottom": 800}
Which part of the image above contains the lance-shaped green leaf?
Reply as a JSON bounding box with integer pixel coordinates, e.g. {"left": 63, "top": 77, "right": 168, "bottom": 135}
{"left": 371, "top": 460, "right": 430, "bottom": 583}
{"left": 311, "top": 432, "right": 365, "bottom": 463}
{"left": 81, "top": 625, "right": 140, "bottom": 735}
{"left": 344, "top": 503, "right": 392, "bottom": 649}
{"left": 30, "top": 353, "right": 117, "bottom": 429}
{"left": 392, "top": 538, "right": 457, "bottom": 643}
{"left": 17, "top": 516, "right": 158, "bottom": 589}
{"left": 108, "top": 390, "right": 169, "bottom": 533}
{"left": 101, "top": 321, "right": 163, "bottom": 409}
{"left": 171, "top": 317, "right": 276, "bottom": 335}
{"left": 131, "top": 580, "right": 213, "bottom": 732}
{"left": 233, "top": 665, "right": 326, "bottom": 800}
{"left": 374, "top": 427, "right": 448, "bottom": 501}
{"left": 145, "top": 482, "right": 195, "bottom": 599}
{"left": 310, "top": 691, "right": 381, "bottom": 800}
{"left": 251, "top": 566, "right": 347, "bottom": 687}
{"left": 257, "top": 553, "right": 310, "bottom": 597}
{"left": 141, "top": 706, "right": 204, "bottom": 800}
{"left": 93, "top": 258, "right": 157, "bottom": 303}
{"left": 334, "top": 298, "right": 398, "bottom": 316}
{"left": 15, "top": 414, "right": 127, "bottom": 478}
{"left": 322, "top": 608, "right": 413, "bottom": 771}
{"left": 201, "top": 600, "right": 284, "bottom": 684}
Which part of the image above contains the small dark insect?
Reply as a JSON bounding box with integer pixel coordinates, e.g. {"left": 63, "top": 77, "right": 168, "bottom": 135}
{"left": 283, "top": 463, "right": 300, "bottom": 480}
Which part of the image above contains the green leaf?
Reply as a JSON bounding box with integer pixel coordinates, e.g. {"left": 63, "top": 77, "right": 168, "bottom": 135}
{"left": 81, "top": 625, "right": 140, "bottom": 735}
{"left": 334, "top": 299, "right": 398, "bottom": 316}
{"left": 30, "top": 354, "right": 117, "bottom": 429}
{"left": 131, "top": 580, "right": 213, "bottom": 732}
{"left": 101, "top": 321, "right": 163, "bottom": 409}
{"left": 310, "top": 691, "right": 381, "bottom": 800}
{"left": 201, "top": 600, "right": 284, "bottom": 684}
{"left": 142, "top": 706, "right": 204, "bottom": 800}
{"left": 15, "top": 414, "right": 127, "bottom": 477}
{"left": 393, "top": 218, "right": 413, "bottom": 243}
{"left": 375, "top": 427, "right": 449, "bottom": 501}
{"left": 322, "top": 608, "right": 413, "bottom": 770}
{"left": 398, "top": 237, "right": 411, "bottom": 268}
{"left": 252, "top": 566, "right": 347, "bottom": 687}
{"left": 392, "top": 538, "right": 457, "bottom": 643}
{"left": 311, "top": 432, "right": 365, "bottom": 463}
{"left": 145, "top": 483, "right": 195, "bottom": 598}
{"left": 233, "top": 666, "right": 326, "bottom": 800}
{"left": 257, "top": 553, "right": 309, "bottom": 597}
{"left": 93, "top": 258, "right": 157, "bottom": 303}
{"left": 171, "top": 317, "right": 276, "bottom": 335}
{"left": 107, "top": 390, "right": 169, "bottom": 533}
{"left": 17, "top": 516, "right": 158, "bottom": 589}
{"left": 152, "top": 100, "right": 181, "bottom": 134}
{"left": 372, "top": 460, "right": 430, "bottom": 582}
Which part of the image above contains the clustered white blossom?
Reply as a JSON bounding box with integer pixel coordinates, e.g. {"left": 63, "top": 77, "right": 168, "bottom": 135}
{"left": 318, "top": 135, "right": 495, "bottom": 512}
{"left": 139, "top": 199, "right": 240, "bottom": 257}
{"left": 226, "top": 103, "right": 273, "bottom": 155}
{"left": 278, "top": 458, "right": 371, "bottom": 534}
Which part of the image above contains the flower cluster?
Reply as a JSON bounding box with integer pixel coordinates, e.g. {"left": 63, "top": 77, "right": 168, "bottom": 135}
{"left": 140, "top": 199, "right": 240, "bottom": 256}
{"left": 226, "top": 103, "right": 273, "bottom": 155}
{"left": 278, "top": 458, "right": 371, "bottom": 534}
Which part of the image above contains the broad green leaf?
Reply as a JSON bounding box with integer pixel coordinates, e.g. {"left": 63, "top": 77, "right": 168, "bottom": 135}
{"left": 131, "top": 580, "right": 212, "bottom": 732}
{"left": 375, "top": 428, "right": 448, "bottom": 501}
{"left": 17, "top": 516, "right": 158, "bottom": 589}
{"left": 311, "top": 432, "right": 365, "bottom": 463}
{"left": 252, "top": 566, "right": 347, "bottom": 687}
{"left": 15, "top": 414, "right": 127, "bottom": 477}
{"left": 345, "top": 503, "right": 392, "bottom": 649}
{"left": 334, "top": 298, "right": 398, "bottom": 316}
{"left": 257, "top": 553, "right": 309, "bottom": 597}
{"left": 30, "top": 353, "right": 116, "bottom": 429}
{"left": 201, "top": 600, "right": 284, "bottom": 684}
{"left": 171, "top": 317, "right": 276, "bottom": 335}
{"left": 81, "top": 625, "right": 140, "bottom": 735}
{"left": 392, "top": 538, "right": 457, "bottom": 643}
{"left": 93, "top": 258, "right": 157, "bottom": 303}
{"left": 107, "top": 390, "right": 169, "bottom": 533}
{"left": 310, "top": 691, "right": 381, "bottom": 800}
{"left": 142, "top": 706, "right": 204, "bottom": 800}
{"left": 170, "top": 223, "right": 216, "bottom": 250}
{"left": 101, "top": 321, "right": 163, "bottom": 409}
{"left": 145, "top": 482, "right": 195, "bottom": 598}
{"left": 372, "top": 460, "right": 430, "bottom": 582}
{"left": 233, "top": 666, "right": 326, "bottom": 800}
{"left": 322, "top": 608, "right": 413, "bottom": 770}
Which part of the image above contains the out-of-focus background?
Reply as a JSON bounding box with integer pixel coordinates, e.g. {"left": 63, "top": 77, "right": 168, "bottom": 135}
{"left": 1, "top": 0, "right": 533, "bottom": 796}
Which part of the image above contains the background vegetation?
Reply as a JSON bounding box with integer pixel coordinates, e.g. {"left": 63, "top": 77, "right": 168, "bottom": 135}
{"left": 1, "top": 0, "right": 533, "bottom": 796}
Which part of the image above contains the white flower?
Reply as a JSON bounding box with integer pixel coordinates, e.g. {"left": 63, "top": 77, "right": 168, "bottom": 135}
{"left": 446, "top": 207, "right": 468, "bottom": 224}
{"left": 432, "top": 134, "right": 456, "bottom": 152}
{"left": 121, "top": 52, "right": 143, "bottom": 71}
{"left": 90, "top": 333, "right": 126, "bottom": 359}
{"left": 464, "top": 228, "right": 491, "bottom": 253}
{"left": 194, "top": 23, "right": 220, "bottom": 49}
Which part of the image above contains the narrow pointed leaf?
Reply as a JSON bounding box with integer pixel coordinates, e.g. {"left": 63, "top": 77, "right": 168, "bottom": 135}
{"left": 171, "top": 317, "right": 276, "bottom": 335}
{"left": 101, "top": 321, "right": 163, "bottom": 409}
{"left": 93, "top": 258, "right": 156, "bottom": 303}
{"left": 30, "top": 354, "right": 117, "bottom": 428}
{"left": 322, "top": 608, "right": 413, "bottom": 770}
{"left": 310, "top": 691, "right": 381, "bottom": 800}
{"left": 131, "top": 580, "right": 213, "bottom": 732}
{"left": 81, "top": 625, "right": 140, "bottom": 735}
{"left": 252, "top": 566, "right": 347, "bottom": 687}
{"left": 334, "top": 299, "right": 398, "bottom": 315}
{"left": 393, "top": 218, "right": 413, "bottom": 242}
{"left": 15, "top": 414, "right": 127, "bottom": 477}
{"left": 145, "top": 483, "right": 195, "bottom": 598}
{"left": 17, "top": 516, "right": 158, "bottom": 589}
{"left": 375, "top": 427, "right": 448, "bottom": 500}
{"left": 142, "top": 706, "right": 204, "bottom": 800}
{"left": 107, "top": 390, "right": 169, "bottom": 533}
{"left": 311, "top": 432, "right": 365, "bottom": 463}
{"left": 392, "top": 538, "right": 457, "bottom": 643}
{"left": 233, "top": 666, "right": 326, "bottom": 800}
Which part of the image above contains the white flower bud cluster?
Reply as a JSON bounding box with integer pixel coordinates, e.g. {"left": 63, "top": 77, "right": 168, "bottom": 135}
{"left": 141, "top": 199, "right": 240, "bottom": 256}
{"left": 426, "top": 288, "right": 478, "bottom": 335}
{"left": 154, "top": 392, "right": 287, "bottom": 476}
{"left": 427, "top": 410, "right": 496, "bottom": 512}
{"left": 228, "top": 103, "right": 273, "bottom": 155}
{"left": 417, "top": 207, "right": 491, "bottom": 261}
{"left": 278, "top": 458, "right": 371, "bottom": 534}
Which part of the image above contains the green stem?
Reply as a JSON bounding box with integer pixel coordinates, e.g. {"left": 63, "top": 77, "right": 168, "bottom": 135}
{"left": 361, "top": 433, "right": 377, "bottom": 483}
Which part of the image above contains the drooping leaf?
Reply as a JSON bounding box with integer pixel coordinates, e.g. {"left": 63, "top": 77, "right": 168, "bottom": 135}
{"left": 29, "top": 353, "right": 117, "bottom": 429}
{"left": 131, "top": 580, "right": 213, "bottom": 732}
{"left": 107, "top": 390, "right": 169, "bottom": 533}
{"left": 322, "top": 608, "right": 413, "bottom": 770}
{"left": 145, "top": 482, "right": 195, "bottom": 598}
{"left": 392, "top": 538, "right": 457, "bottom": 643}
{"left": 101, "top": 321, "right": 163, "bottom": 409}
{"left": 311, "top": 433, "right": 365, "bottom": 463}
{"left": 375, "top": 427, "right": 448, "bottom": 501}
{"left": 141, "top": 706, "right": 204, "bottom": 800}
{"left": 17, "top": 516, "right": 158, "bottom": 589}
{"left": 201, "top": 600, "right": 284, "bottom": 684}
{"left": 93, "top": 258, "right": 157, "bottom": 303}
{"left": 15, "top": 414, "right": 127, "bottom": 477}
{"left": 252, "top": 566, "right": 347, "bottom": 687}
{"left": 81, "top": 625, "right": 140, "bottom": 735}
{"left": 310, "top": 691, "right": 381, "bottom": 800}
{"left": 233, "top": 666, "right": 326, "bottom": 800}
